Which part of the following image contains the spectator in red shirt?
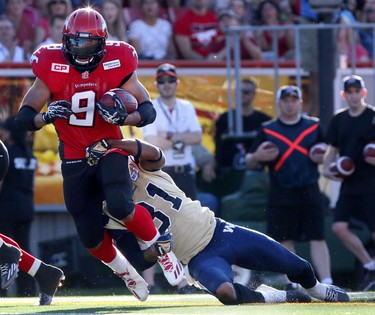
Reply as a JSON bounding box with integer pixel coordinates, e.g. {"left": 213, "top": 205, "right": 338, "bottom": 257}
{"left": 255, "top": 0, "right": 295, "bottom": 60}
{"left": 173, "top": 0, "right": 219, "bottom": 59}
{"left": 4, "top": 0, "right": 36, "bottom": 59}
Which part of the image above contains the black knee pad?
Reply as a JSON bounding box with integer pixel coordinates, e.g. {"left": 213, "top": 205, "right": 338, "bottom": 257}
{"left": 105, "top": 183, "right": 134, "bottom": 219}
{"left": 100, "top": 154, "right": 134, "bottom": 219}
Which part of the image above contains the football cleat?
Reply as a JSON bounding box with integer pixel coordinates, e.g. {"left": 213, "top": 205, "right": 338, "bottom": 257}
{"left": 157, "top": 251, "right": 184, "bottom": 286}
{"left": 116, "top": 263, "right": 149, "bottom": 301}
{"left": 256, "top": 284, "right": 311, "bottom": 303}
{"left": 35, "top": 263, "right": 65, "bottom": 305}
{"left": 307, "top": 283, "right": 350, "bottom": 302}
{"left": 322, "top": 285, "right": 350, "bottom": 302}
{"left": 0, "top": 245, "right": 21, "bottom": 290}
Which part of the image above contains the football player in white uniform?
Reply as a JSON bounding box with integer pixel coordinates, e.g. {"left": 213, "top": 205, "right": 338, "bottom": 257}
{"left": 86, "top": 139, "right": 350, "bottom": 304}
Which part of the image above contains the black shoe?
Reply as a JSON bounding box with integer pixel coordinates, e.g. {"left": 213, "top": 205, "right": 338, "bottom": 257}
{"left": 358, "top": 269, "right": 375, "bottom": 292}
{"left": 0, "top": 245, "right": 21, "bottom": 290}
{"left": 323, "top": 285, "right": 350, "bottom": 302}
{"left": 286, "top": 289, "right": 312, "bottom": 303}
{"left": 35, "top": 263, "right": 65, "bottom": 305}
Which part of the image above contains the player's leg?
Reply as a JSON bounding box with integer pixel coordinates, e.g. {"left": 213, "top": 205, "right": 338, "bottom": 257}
{"left": 99, "top": 153, "right": 158, "bottom": 245}
{"left": 62, "top": 161, "right": 149, "bottom": 301}
{"left": 0, "top": 233, "right": 64, "bottom": 305}
{"left": 219, "top": 219, "right": 348, "bottom": 302}
{"left": 0, "top": 235, "right": 20, "bottom": 290}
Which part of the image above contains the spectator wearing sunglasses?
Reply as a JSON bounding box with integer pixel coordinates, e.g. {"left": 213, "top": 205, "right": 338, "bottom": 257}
{"left": 142, "top": 63, "right": 202, "bottom": 201}
{"left": 141, "top": 63, "right": 202, "bottom": 294}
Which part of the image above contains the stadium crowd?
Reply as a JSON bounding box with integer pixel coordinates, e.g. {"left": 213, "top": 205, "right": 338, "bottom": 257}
{"left": 0, "top": 0, "right": 374, "bottom": 63}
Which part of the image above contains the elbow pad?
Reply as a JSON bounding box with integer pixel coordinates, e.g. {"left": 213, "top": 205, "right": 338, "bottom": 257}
{"left": 136, "top": 100, "right": 156, "bottom": 127}
{"left": 15, "top": 106, "right": 40, "bottom": 131}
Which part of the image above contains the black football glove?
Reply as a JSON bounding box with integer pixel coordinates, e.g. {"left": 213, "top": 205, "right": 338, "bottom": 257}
{"left": 42, "top": 100, "right": 72, "bottom": 124}
{"left": 96, "top": 94, "right": 128, "bottom": 125}
{"left": 86, "top": 139, "right": 111, "bottom": 166}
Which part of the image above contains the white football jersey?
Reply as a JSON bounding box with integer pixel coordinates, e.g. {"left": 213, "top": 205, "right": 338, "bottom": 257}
{"left": 104, "top": 159, "right": 216, "bottom": 265}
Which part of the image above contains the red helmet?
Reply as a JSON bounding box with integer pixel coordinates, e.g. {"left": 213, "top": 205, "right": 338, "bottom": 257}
{"left": 62, "top": 8, "right": 108, "bottom": 72}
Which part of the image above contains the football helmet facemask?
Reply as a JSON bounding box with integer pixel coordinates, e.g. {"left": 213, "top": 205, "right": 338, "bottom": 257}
{"left": 62, "top": 8, "right": 108, "bottom": 72}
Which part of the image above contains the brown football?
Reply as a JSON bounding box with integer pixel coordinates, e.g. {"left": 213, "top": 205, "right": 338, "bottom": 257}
{"left": 100, "top": 88, "right": 138, "bottom": 113}
{"left": 363, "top": 141, "right": 375, "bottom": 158}
{"left": 329, "top": 156, "right": 355, "bottom": 178}
{"left": 309, "top": 142, "right": 328, "bottom": 159}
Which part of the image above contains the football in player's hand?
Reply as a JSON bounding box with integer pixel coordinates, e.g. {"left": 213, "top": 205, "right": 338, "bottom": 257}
{"left": 0, "top": 140, "right": 9, "bottom": 181}
{"left": 363, "top": 141, "right": 375, "bottom": 158}
{"left": 262, "top": 141, "right": 279, "bottom": 162}
{"left": 329, "top": 156, "right": 355, "bottom": 178}
{"left": 309, "top": 142, "right": 327, "bottom": 160}
{"left": 100, "top": 88, "right": 138, "bottom": 113}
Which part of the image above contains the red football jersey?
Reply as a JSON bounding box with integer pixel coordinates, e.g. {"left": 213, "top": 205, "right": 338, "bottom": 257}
{"left": 31, "top": 41, "right": 138, "bottom": 160}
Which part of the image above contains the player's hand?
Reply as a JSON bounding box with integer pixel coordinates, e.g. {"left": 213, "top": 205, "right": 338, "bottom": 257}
{"left": 42, "top": 100, "right": 72, "bottom": 124}
{"left": 322, "top": 166, "right": 343, "bottom": 182}
{"left": 86, "top": 139, "right": 111, "bottom": 166}
{"left": 154, "top": 231, "right": 174, "bottom": 256}
{"left": 96, "top": 94, "right": 128, "bottom": 125}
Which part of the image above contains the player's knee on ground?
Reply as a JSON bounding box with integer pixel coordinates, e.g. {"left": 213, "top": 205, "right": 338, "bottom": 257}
{"left": 215, "top": 282, "right": 237, "bottom": 304}
{"left": 216, "top": 283, "right": 264, "bottom": 305}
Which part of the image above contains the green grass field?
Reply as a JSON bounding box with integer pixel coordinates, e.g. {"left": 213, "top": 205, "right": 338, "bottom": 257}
{"left": 0, "top": 292, "right": 375, "bottom": 315}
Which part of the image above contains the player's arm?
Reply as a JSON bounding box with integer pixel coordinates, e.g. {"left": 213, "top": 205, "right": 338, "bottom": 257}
{"left": 106, "top": 138, "right": 165, "bottom": 171}
{"left": 322, "top": 145, "right": 341, "bottom": 181}
{"left": 16, "top": 78, "right": 72, "bottom": 131}
{"left": 119, "top": 72, "right": 156, "bottom": 127}
{"left": 86, "top": 138, "right": 165, "bottom": 169}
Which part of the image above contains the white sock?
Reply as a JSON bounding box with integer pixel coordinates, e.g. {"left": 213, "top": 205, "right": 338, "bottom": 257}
{"left": 321, "top": 277, "right": 333, "bottom": 285}
{"left": 104, "top": 248, "right": 129, "bottom": 275}
{"left": 305, "top": 281, "right": 326, "bottom": 300}
{"left": 256, "top": 285, "right": 286, "bottom": 303}
{"left": 364, "top": 260, "right": 375, "bottom": 271}
{"left": 28, "top": 259, "right": 42, "bottom": 277}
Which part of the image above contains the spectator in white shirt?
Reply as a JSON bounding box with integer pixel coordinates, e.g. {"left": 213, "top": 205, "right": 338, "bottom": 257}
{"left": 0, "top": 15, "right": 25, "bottom": 62}
{"left": 128, "top": 0, "right": 176, "bottom": 59}
{"left": 34, "top": 15, "right": 65, "bottom": 51}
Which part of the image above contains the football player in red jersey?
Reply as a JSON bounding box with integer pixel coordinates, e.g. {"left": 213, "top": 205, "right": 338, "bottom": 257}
{"left": 15, "top": 7, "right": 158, "bottom": 301}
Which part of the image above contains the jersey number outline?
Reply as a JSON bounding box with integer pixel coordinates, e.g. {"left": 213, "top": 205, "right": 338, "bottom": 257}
{"left": 138, "top": 182, "right": 182, "bottom": 235}
{"left": 68, "top": 90, "right": 96, "bottom": 127}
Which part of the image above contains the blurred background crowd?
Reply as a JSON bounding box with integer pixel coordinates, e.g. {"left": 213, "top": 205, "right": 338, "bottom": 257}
{"left": 0, "top": 0, "right": 374, "bottom": 64}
